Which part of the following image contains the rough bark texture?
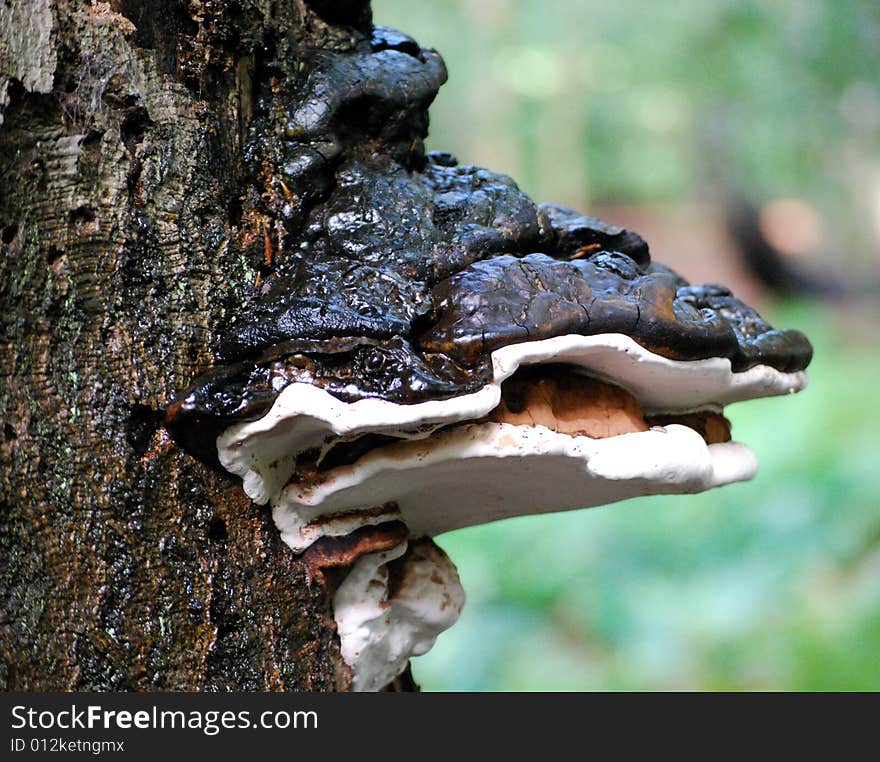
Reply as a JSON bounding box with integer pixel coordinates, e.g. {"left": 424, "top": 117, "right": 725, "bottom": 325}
{"left": 0, "top": 0, "right": 365, "bottom": 691}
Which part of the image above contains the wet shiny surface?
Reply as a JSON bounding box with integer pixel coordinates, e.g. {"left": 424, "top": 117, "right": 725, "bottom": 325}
{"left": 165, "top": 24, "right": 812, "bottom": 454}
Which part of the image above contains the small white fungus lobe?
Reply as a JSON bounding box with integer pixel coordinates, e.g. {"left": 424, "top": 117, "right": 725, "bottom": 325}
{"left": 333, "top": 540, "right": 464, "bottom": 692}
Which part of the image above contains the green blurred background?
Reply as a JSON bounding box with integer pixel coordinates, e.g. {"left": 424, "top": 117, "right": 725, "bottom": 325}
{"left": 372, "top": 0, "right": 880, "bottom": 690}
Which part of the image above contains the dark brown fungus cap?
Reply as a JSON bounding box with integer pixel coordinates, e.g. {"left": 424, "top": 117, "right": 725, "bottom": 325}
{"left": 419, "top": 253, "right": 813, "bottom": 373}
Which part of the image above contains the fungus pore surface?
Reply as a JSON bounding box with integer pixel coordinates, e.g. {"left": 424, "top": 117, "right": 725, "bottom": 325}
{"left": 164, "top": 20, "right": 812, "bottom": 691}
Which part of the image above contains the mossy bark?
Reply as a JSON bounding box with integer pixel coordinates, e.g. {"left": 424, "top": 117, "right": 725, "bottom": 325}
{"left": 0, "top": 0, "right": 362, "bottom": 690}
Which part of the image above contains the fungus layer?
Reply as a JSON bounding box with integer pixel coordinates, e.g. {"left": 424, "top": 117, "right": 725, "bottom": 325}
{"left": 164, "top": 21, "right": 812, "bottom": 691}
{"left": 207, "top": 333, "right": 801, "bottom": 551}
{"left": 334, "top": 539, "right": 464, "bottom": 692}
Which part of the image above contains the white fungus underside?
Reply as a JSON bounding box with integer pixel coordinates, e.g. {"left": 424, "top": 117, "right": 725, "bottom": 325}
{"left": 217, "top": 332, "right": 807, "bottom": 509}
{"left": 273, "top": 422, "right": 757, "bottom": 551}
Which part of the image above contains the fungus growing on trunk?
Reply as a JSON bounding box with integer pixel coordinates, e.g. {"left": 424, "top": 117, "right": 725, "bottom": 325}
{"left": 164, "top": 21, "right": 812, "bottom": 691}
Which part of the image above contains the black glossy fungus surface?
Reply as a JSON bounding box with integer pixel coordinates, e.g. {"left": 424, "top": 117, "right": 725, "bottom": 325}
{"left": 166, "top": 25, "right": 812, "bottom": 450}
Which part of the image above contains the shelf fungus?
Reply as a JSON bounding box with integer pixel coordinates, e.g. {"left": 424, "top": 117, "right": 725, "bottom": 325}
{"left": 164, "top": 22, "right": 812, "bottom": 691}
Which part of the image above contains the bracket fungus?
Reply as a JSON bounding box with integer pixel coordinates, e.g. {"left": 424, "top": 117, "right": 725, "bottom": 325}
{"left": 164, "top": 23, "right": 812, "bottom": 691}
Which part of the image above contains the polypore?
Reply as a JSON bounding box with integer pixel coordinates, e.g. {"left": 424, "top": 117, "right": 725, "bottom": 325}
{"left": 165, "top": 22, "right": 812, "bottom": 691}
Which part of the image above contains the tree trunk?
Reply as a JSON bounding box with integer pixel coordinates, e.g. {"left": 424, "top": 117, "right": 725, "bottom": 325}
{"left": 0, "top": 0, "right": 380, "bottom": 690}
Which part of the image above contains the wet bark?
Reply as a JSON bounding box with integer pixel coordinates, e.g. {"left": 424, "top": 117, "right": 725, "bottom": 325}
{"left": 0, "top": 0, "right": 362, "bottom": 690}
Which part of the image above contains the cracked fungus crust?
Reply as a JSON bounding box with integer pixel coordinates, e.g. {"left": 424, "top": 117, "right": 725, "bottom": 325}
{"left": 163, "top": 21, "right": 813, "bottom": 691}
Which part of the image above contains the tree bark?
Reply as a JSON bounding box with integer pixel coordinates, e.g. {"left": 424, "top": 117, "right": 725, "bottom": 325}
{"left": 0, "top": 0, "right": 370, "bottom": 690}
